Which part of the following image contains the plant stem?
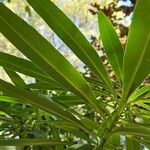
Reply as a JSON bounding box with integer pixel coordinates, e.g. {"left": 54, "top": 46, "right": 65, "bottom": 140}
{"left": 96, "top": 99, "right": 126, "bottom": 149}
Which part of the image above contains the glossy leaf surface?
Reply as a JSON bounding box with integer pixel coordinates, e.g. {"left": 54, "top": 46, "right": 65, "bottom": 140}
{"left": 98, "top": 11, "right": 124, "bottom": 82}
{"left": 26, "top": 0, "right": 115, "bottom": 95}
{"left": 0, "top": 3, "right": 104, "bottom": 115}
{"left": 123, "top": 0, "right": 150, "bottom": 99}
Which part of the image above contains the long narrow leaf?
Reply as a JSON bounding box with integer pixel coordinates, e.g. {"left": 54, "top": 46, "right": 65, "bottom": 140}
{"left": 129, "top": 85, "right": 150, "bottom": 102}
{"left": 0, "top": 96, "right": 21, "bottom": 104}
{"left": 26, "top": 82, "right": 65, "bottom": 90}
{"left": 98, "top": 11, "right": 124, "bottom": 82}
{"left": 0, "top": 52, "right": 56, "bottom": 84}
{"left": 111, "top": 126, "right": 150, "bottom": 138}
{"left": 26, "top": 0, "right": 116, "bottom": 96}
{"left": 4, "top": 68, "right": 26, "bottom": 88}
{"left": 0, "top": 139, "right": 72, "bottom": 146}
{"left": 52, "top": 95, "right": 84, "bottom": 106}
{"left": 135, "top": 102, "right": 150, "bottom": 111}
{"left": 126, "top": 137, "right": 140, "bottom": 150}
{"left": 0, "top": 79, "right": 92, "bottom": 135}
{"left": 123, "top": 0, "right": 150, "bottom": 99}
{"left": 132, "top": 137, "right": 150, "bottom": 149}
{"left": 0, "top": 3, "right": 105, "bottom": 116}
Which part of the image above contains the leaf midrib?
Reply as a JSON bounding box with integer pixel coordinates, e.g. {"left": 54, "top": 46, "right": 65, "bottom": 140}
{"left": 0, "top": 13, "right": 95, "bottom": 105}
{"left": 123, "top": 32, "right": 150, "bottom": 99}
{"left": 101, "top": 17, "right": 122, "bottom": 80}
{"left": 34, "top": 0, "right": 111, "bottom": 88}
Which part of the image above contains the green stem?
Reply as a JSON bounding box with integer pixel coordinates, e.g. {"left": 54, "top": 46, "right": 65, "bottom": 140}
{"left": 96, "top": 99, "right": 126, "bottom": 149}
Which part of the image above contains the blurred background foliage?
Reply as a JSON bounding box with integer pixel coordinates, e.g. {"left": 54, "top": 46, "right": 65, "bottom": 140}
{"left": 0, "top": 0, "right": 149, "bottom": 150}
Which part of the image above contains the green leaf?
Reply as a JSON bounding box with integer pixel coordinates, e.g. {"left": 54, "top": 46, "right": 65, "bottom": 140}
{"left": 135, "top": 101, "right": 150, "bottom": 111}
{"left": 129, "top": 85, "right": 150, "bottom": 102}
{"left": 46, "top": 121, "right": 92, "bottom": 142}
{"left": 110, "top": 135, "right": 120, "bottom": 147}
{"left": 0, "top": 79, "right": 92, "bottom": 135}
{"left": 52, "top": 95, "right": 84, "bottom": 106}
{"left": 132, "top": 137, "right": 150, "bottom": 149}
{"left": 46, "top": 120, "right": 77, "bottom": 131}
{"left": 111, "top": 125, "right": 150, "bottom": 138}
{"left": 80, "top": 118, "right": 100, "bottom": 131}
{"left": 126, "top": 137, "right": 140, "bottom": 150}
{"left": 0, "top": 111, "right": 6, "bottom": 115}
{"left": 50, "top": 126, "right": 64, "bottom": 150}
{"left": 67, "top": 143, "right": 93, "bottom": 150}
{"left": 123, "top": 0, "right": 150, "bottom": 99}
{"left": 84, "top": 76, "right": 107, "bottom": 88}
{"left": 0, "top": 4, "right": 105, "bottom": 116}
{"left": 144, "top": 91, "right": 150, "bottom": 99}
{"left": 0, "top": 139, "right": 72, "bottom": 146}
{"left": 0, "top": 103, "right": 25, "bottom": 117}
{"left": 4, "top": 68, "right": 26, "bottom": 88}
{"left": 0, "top": 52, "right": 55, "bottom": 84}
{"left": 105, "top": 135, "right": 120, "bottom": 150}
{"left": 98, "top": 11, "right": 124, "bottom": 82}
{"left": 0, "top": 96, "right": 21, "bottom": 104}
{"left": 97, "top": 110, "right": 117, "bottom": 137}
{"left": 26, "top": 0, "right": 116, "bottom": 96}
{"left": 26, "top": 82, "right": 66, "bottom": 91}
